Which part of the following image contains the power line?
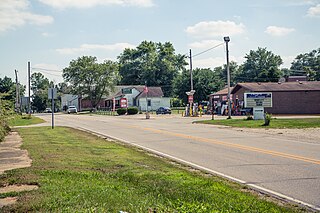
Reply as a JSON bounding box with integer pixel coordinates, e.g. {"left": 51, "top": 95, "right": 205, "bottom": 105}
{"left": 192, "top": 43, "right": 224, "bottom": 58}
{"left": 31, "top": 67, "right": 63, "bottom": 72}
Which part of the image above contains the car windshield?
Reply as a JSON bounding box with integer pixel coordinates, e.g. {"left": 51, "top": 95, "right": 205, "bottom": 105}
{"left": 69, "top": 106, "right": 76, "bottom": 108}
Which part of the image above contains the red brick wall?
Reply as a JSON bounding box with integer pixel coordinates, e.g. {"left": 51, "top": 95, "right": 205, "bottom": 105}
{"left": 233, "top": 88, "right": 320, "bottom": 114}
{"left": 81, "top": 99, "right": 106, "bottom": 109}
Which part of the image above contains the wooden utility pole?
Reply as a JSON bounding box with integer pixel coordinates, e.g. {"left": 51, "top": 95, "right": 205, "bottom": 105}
{"left": 28, "top": 62, "right": 31, "bottom": 114}
{"left": 14, "top": 69, "right": 20, "bottom": 113}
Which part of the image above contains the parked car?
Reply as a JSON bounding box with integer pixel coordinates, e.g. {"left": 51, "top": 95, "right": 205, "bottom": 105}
{"left": 240, "top": 108, "right": 253, "bottom": 115}
{"left": 67, "top": 106, "right": 78, "bottom": 114}
{"left": 44, "top": 108, "right": 52, "bottom": 113}
{"left": 156, "top": 107, "right": 171, "bottom": 115}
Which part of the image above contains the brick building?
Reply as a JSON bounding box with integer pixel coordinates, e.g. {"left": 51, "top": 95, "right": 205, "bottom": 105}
{"left": 231, "top": 81, "right": 320, "bottom": 114}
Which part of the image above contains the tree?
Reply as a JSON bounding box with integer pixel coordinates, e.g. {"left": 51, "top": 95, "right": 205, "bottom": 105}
{"left": 236, "top": 47, "right": 283, "bottom": 82}
{"left": 173, "top": 68, "right": 219, "bottom": 103}
{"left": 213, "top": 61, "right": 238, "bottom": 87}
{"left": 290, "top": 48, "right": 320, "bottom": 81}
{"left": 118, "top": 41, "right": 187, "bottom": 96}
{"left": 0, "top": 76, "right": 15, "bottom": 101}
{"left": 30, "top": 72, "right": 52, "bottom": 112}
{"left": 63, "top": 56, "right": 120, "bottom": 110}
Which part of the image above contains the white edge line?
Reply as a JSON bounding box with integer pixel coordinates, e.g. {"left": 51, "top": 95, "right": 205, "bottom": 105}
{"left": 77, "top": 127, "right": 320, "bottom": 212}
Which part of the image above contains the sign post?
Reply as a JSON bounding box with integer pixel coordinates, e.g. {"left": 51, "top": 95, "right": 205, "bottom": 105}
{"left": 186, "top": 90, "right": 195, "bottom": 117}
{"left": 244, "top": 92, "right": 272, "bottom": 120}
{"left": 48, "top": 88, "right": 57, "bottom": 129}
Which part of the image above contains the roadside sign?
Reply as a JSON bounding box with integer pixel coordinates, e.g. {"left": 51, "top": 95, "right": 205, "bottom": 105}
{"left": 48, "top": 88, "right": 57, "bottom": 99}
{"left": 188, "top": 95, "right": 193, "bottom": 103}
{"left": 120, "top": 98, "right": 127, "bottom": 108}
{"left": 244, "top": 92, "right": 272, "bottom": 108}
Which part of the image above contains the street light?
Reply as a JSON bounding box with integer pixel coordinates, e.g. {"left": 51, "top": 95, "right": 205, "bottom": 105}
{"left": 224, "top": 36, "right": 231, "bottom": 119}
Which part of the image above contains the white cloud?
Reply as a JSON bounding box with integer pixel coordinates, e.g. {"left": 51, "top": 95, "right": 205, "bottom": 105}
{"left": 186, "top": 20, "right": 246, "bottom": 39}
{"left": 307, "top": 4, "right": 320, "bottom": 17}
{"left": 188, "top": 40, "right": 224, "bottom": 50}
{"left": 56, "top": 43, "right": 136, "bottom": 55}
{"left": 38, "top": 0, "right": 154, "bottom": 9}
{"left": 0, "top": 0, "right": 53, "bottom": 33}
{"left": 265, "top": 26, "right": 295, "bottom": 36}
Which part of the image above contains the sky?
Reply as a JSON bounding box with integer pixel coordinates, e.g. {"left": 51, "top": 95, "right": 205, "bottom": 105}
{"left": 1, "top": 0, "right": 320, "bottom": 89}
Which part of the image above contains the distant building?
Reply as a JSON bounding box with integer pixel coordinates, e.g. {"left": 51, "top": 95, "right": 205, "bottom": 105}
{"left": 78, "top": 85, "right": 170, "bottom": 111}
{"left": 105, "top": 85, "right": 170, "bottom": 111}
{"left": 231, "top": 81, "right": 320, "bottom": 114}
{"left": 61, "top": 94, "right": 79, "bottom": 111}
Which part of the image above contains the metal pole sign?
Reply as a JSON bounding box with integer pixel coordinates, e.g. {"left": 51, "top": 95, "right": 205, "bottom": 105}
{"left": 48, "top": 88, "right": 57, "bottom": 129}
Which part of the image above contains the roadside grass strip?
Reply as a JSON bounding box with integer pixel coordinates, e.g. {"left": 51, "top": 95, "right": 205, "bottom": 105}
{"left": 195, "top": 118, "right": 320, "bottom": 129}
{"left": 8, "top": 115, "right": 45, "bottom": 127}
{"left": 0, "top": 127, "right": 305, "bottom": 212}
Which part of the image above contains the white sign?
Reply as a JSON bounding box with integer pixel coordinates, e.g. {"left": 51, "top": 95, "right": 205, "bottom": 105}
{"left": 244, "top": 93, "right": 272, "bottom": 108}
{"left": 48, "top": 88, "right": 57, "bottom": 99}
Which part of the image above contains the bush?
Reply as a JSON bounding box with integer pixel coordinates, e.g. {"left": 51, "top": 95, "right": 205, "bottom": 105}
{"left": 127, "top": 107, "right": 138, "bottom": 115}
{"left": 246, "top": 114, "right": 254, "bottom": 120}
{"left": 263, "top": 113, "right": 272, "bottom": 126}
{"left": 116, "top": 108, "right": 127, "bottom": 115}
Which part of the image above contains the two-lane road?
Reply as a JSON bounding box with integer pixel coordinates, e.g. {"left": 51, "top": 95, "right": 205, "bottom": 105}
{"left": 36, "top": 113, "right": 320, "bottom": 210}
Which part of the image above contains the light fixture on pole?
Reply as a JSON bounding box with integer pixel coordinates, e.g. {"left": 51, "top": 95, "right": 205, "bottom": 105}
{"left": 224, "top": 36, "right": 231, "bottom": 119}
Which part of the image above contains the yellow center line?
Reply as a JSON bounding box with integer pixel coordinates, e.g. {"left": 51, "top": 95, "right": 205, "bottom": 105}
{"left": 122, "top": 124, "right": 320, "bottom": 165}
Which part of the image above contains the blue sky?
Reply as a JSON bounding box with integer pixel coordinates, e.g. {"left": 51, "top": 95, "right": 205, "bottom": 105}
{"left": 1, "top": 0, "right": 320, "bottom": 88}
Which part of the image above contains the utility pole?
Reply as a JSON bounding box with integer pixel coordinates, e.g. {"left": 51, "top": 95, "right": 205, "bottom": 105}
{"left": 189, "top": 49, "right": 193, "bottom": 91}
{"left": 224, "top": 37, "right": 231, "bottom": 119}
{"left": 28, "top": 62, "right": 31, "bottom": 114}
{"left": 14, "top": 69, "right": 20, "bottom": 113}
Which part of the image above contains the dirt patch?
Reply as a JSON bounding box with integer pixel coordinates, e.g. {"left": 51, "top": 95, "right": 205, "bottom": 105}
{"left": 0, "top": 132, "right": 32, "bottom": 175}
{"left": 0, "top": 185, "right": 38, "bottom": 194}
{"left": 0, "top": 132, "right": 35, "bottom": 209}
{"left": 0, "top": 197, "right": 17, "bottom": 208}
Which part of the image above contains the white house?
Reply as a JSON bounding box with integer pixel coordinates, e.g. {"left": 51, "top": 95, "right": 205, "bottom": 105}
{"left": 105, "top": 85, "right": 170, "bottom": 111}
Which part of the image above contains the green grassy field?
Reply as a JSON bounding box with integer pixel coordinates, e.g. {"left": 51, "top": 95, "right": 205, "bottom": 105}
{"left": 0, "top": 127, "right": 304, "bottom": 212}
{"left": 7, "top": 115, "right": 45, "bottom": 127}
{"left": 195, "top": 117, "right": 320, "bottom": 129}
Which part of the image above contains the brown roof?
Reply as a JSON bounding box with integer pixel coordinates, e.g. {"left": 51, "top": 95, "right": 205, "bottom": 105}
{"left": 232, "top": 81, "right": 320, "bottom": 94}
{"left": 209, "top": 87, "right": 234, "bottom": 96}
{"left": 136, "top": 86, "right": 164, "bottom": 98}
{"left": 106, "top": 85, "right": 164, "bottom": 99}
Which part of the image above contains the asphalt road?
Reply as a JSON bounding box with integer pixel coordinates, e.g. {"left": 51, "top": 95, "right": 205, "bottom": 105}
{"left": 36, "top": 113, "right": 320, "bottom": 210}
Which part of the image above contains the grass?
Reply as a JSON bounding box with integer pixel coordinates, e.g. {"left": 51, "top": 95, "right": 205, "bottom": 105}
{"left": 0, "top": 127, "right": 304, "bottom": 212}
{"left": 195, "top": 117, "right": 320, "bottom": 129}
{"left": 8, "top": 115, "right": 45, "bottom": 127}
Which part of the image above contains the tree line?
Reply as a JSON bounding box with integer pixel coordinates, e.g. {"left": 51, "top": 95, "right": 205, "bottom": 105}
{"left": 1, "top": 42, "right": 319, "bottom": 112}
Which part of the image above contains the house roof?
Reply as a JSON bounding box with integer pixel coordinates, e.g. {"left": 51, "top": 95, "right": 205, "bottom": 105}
{"left": 209, "top": 87, "right": 234, "bottom": 96}
{"left": 136, "top": 86, "right": 164, "bottom": 98}
{"left": 105, "top": 85, "right": 164, "bottom": 100}
{"left": 232, "top": 81, "right": 320, "bottom": 94}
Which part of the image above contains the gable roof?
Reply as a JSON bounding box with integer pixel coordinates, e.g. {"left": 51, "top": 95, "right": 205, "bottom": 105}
{"left": 136, "top": 86, "right": 164, "bottom": 98}
{"left": 209, "top": 87, "right": 234, "bottom": 96}
{"left": 105, "top": 85, "right": 164, "bottom": 100}
{"left": 232, "top": 81, "right": 320, "bottom": 94}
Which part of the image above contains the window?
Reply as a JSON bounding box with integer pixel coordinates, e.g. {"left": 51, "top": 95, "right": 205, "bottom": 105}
{"left": 148, "top": 100, "right": 151, "bottom": 106}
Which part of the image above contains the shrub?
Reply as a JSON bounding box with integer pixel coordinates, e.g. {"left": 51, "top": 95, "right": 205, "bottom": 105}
{"left": 246, "top": 114, "right": 254, "bottom": 120}
{"left": 116, "top": 108, "right": 127, "bottom": 115}
{"left": 263, "top": 113, "right": 272, "bottom": 126}
{"left": 127, "top": 107, "right": 138, "bottom": 115}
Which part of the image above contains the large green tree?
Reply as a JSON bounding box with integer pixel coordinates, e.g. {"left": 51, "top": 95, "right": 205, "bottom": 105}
{"left": 63, "top": 56, "right": 120, "bottom": 109}
{"left": 173, "top": 68, "right": 219, "bottom": 103}
{"left": 213, "top": 61, "right": 238, "bottom": 87}
{"left": 0, "top": 76, "right": 15, "bottom": 101}
{"left": 118, "top": 41, "right": 187, "bottom": 96}
{"left": 290, "top": 48, "right": 320, "bottom": 81}
{"left": 235, "top": 47, "right": 283, "bottom": 82}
